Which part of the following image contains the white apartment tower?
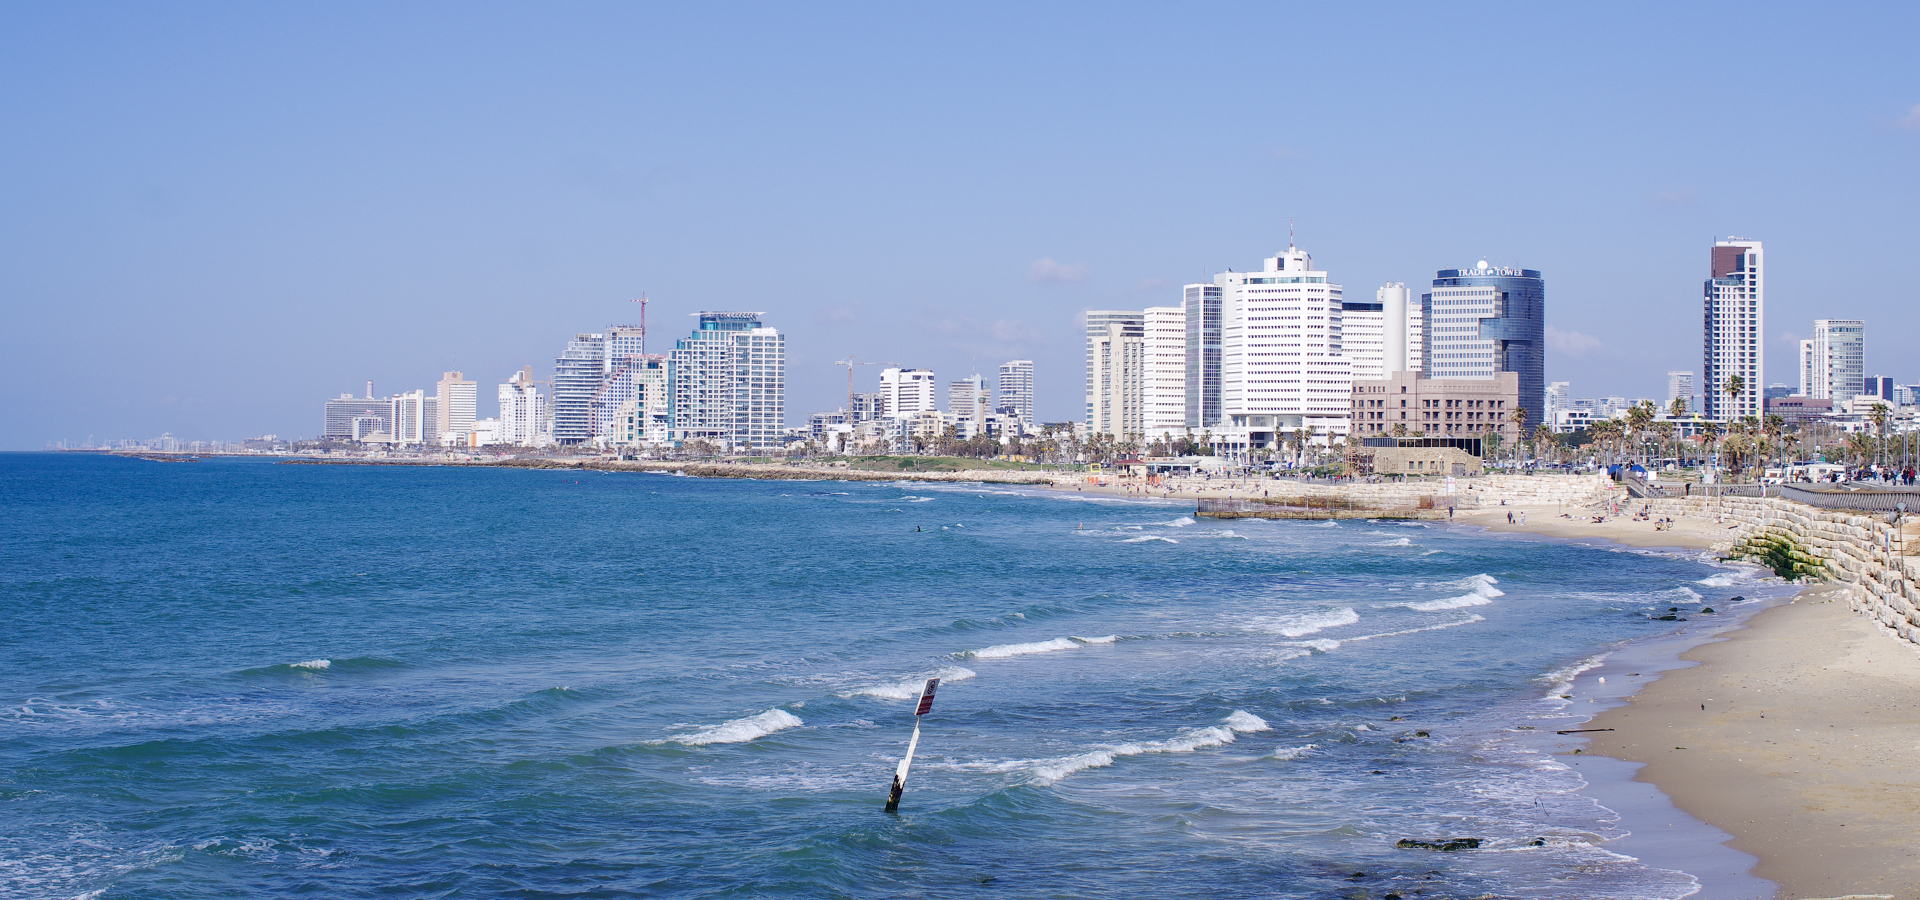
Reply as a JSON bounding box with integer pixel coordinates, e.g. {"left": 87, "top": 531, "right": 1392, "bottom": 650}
{"left": 996, "top": 360, "right": 1034, "bottom": 426}
{"left": 1702, "top": 239, "right": 1764, "bottom": 421}
{"left": 1142, "top": 305, "right": 1186, "bottom": 440}
{"left": 1807, "top": 319, "right": 1865, "bottom": 401}
{"left": 880, "top": 368, "right": 938, "bottom": 419}
{"left": 1086, "top": 312, "right": 1145, "bottom": 438}
{"left": 1216, "top": 246, "right": 1350, "bottom": 433}
{"left": 948, "top": 375, "right": 989, "bottom": 434}
{"left": 436, "top": 371, "right": 477, "bottom": 445}
{"left": 1341, "top": 297, "right": 1385, "bottom": 381}
{"left": 499, "top": 367, "right": 545, "bottom": 446}
{"left": 1666, "top": 371, "right": 1695, "bottom": 413}
{"left": 670, "top": 312, "right": 785, "bottom": 451}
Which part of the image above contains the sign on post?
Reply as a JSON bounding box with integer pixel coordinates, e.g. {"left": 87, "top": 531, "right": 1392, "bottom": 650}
{"left": 885, "top": 677, "right": 939, "bottom": 812}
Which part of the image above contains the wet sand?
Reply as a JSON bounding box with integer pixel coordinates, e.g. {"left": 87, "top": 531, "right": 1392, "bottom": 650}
{"left": 1584, "top": 586, "right": 1920, "bottom": 899}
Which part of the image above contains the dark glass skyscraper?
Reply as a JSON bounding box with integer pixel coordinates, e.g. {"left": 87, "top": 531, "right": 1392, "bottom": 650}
{"left": 1182, "top": 283, "right": 1223, "bottom": 428}
{"left": 1421, "top": 263, "right": 1546, "bottom": 427}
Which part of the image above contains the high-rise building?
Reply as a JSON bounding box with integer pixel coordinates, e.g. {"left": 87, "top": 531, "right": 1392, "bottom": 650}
{"left": 1082, "top": 312, "right": 1136, "bottom": 435}
{"left": 1806, "top": 319, "right": 1864, "bottom": 402}
{"left": 1342, "top": 296, "right": 1385, "bottom": 381}
{"left": 880, "top": 368, "right": 938, "bottom": 419}
{"left": 1216, "top": 247, "right": 1350, "bottom": 432}
{"left": 670, "top": 312, "right": 785, "bottom": 451}
{"left": 499, "top": 367, "right": 545, "bottom": 446}
{"left": 592, "top": 324, "right": 661, "bottom": 440}
{"left": 996, "top": 360, "right": 1034, "bottom": 426}
{"left": 948, "top": 375, "right": 988, "bottom": 434}
{"left": 392, "top": 389, "right": 429, "bottom": 444}
{"left": 553, "top": 333, "right": 607, "bottom": 445}
{"left": 1666, "top": 371, "right": 1695, "bottom": 413}
{"left": 1142, "top": 305, "right": 1186, "bottom": 440}
{"left": 1763, "top": 383, "right": 1793, "bottom": 402}
{"left": 322, "top": 390, "right": 392, "bottom": 440}
{"left": 1181, "top": 284, "right": 1224, "bottom": 428}
{"left": 1702, "top": 239, "right": 1764, "bottom": 421}
{"left": 1797, "top": 339, "right": 1816, "bottom": 397}
{"left": 435, "top": 372, "right": 477, "bottom": 444}
{"left": 1423, "top": 261, "right": 1546, "bottom": 427}
{"left": 1865, "top": 375, "right": 1894, "bottom": 402}
{"left": 1086, "top": 312, "right": 1144, "bottom": 438}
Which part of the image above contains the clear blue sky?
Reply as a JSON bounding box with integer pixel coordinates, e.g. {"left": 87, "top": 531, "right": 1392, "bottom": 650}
{"left": 3, "top": 3, "right": 1915, "bottom": 448}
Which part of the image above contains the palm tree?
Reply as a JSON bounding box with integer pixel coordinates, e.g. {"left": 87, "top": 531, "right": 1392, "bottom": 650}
{"left": 1724, "top": 374, "right": 1745, "bottom": 418}
{"left": 1669, "top": 397, "right": 1689, "bottom": 420}
{"left": 1868, "top": 402, "right": 1892, "bottom": 469}
{"left": 1509, "top": 407, "right": 1529, "bottom": 465}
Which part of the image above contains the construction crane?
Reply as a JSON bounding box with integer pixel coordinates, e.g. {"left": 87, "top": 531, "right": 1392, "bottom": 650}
{"left": 833, "top": 356, "right": 898, "bottom": 424}
{"left": 630, "top": 293, "right": 649, "bottom": 355}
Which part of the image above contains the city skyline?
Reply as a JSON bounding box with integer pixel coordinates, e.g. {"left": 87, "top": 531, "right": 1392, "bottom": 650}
{"left": 4, "top": 5, "right": 1918, "bottom": 449}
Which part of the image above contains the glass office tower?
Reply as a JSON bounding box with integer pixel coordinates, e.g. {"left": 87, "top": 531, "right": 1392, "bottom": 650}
{"left": 1421, "top": 262, "right": 1546, "bottom": 427}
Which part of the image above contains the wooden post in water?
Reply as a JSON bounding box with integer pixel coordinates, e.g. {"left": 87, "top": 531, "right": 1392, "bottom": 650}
{"left": 884, "top": 677, "right": 939, "bottom": 812}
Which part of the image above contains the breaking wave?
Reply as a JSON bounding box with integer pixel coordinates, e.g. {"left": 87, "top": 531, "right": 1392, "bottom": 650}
{"left": 841, "top": 667, "right": 976, "bottom": 700}
{"left": 663, "top": 709, "right": 803, "bottom": 746}
{"left": 1012, "top": 711, "right": 1271, "bottom": 785}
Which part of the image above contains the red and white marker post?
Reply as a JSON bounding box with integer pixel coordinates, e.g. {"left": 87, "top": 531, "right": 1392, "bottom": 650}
{"left": 884, "top": 677, "right": 939, "bottom": 812}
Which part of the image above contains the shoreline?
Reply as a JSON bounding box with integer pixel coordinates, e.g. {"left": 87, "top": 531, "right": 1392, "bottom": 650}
{"left": 1459, "top": 505, "right": 1920, "bottom": 898}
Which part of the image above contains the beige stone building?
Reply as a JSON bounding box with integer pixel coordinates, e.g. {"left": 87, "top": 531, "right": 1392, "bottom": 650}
{"left": 1370, "top": 445, "right": 1483, "bottom": 476}
{"left": 1350, "top": 371, "right": 1521, "bottom": 440}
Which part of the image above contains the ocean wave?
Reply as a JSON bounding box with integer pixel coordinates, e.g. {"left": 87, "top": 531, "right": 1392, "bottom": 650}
{"left": 1155, "top": 517, "right": 1196, "bottom": 527}
{"left": 1120, "top": 535, "right": 1177, "bottom": 544}
{"left": 1343, "top": 614, "right": 1486, "bottom": 643}
{"left": 1249, "top": 608, "right": 1359, "bottom": 638}
{"left": 1071, "top": 634, "right": 1118, "bottom": 644}
{"left": 1401, "top": 574, "right": 1504, "bottom": 611}
{"left": 290, "top": 659, "right": 331, "bottom": 670}
{"left": 1537, "top": 653, "right": 1609, "bottom": 699}
{"left": 1286, "top": 638, "right": 1341, "bottom": 653}
{"left": 1014, "top": 710, "right": 1270, "bottom": 785}
{"left": 961, "top": 637, "right": 1080, "bottom": 659}
{"left": 1370, "top": 537, "right": 1412, "bottom": 547}
{"left": 1270, "top": 743, "right": 1315, "bottom": 761}
{"left": 664, "top": 708, "right": 803, "bottom": 746}
{"left": 1695, "top": 574, "right": 1736, "bottom": 587}
{"left": 840, "top": 667, "right": 977, "bottom": 700}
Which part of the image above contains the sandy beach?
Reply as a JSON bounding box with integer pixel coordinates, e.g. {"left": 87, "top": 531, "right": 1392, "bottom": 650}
{"left": 1580, "top": 587, "right": 1920, "bottom": 899}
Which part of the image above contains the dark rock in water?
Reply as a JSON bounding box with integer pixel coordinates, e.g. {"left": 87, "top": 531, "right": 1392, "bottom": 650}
{"left": 1729, "top": 595, "right": 1745, "bottom": 602}
{"left": 1385, "top": 894, "right": 1403, "bottom": 900}
{"left": 1700, "top": 607, "right": 1715, "bottom": 614}
{"left": 1668, "top": 606, "right": 1680, "bottom": 611}
{"left": 1396, "top": 837, "right": 1482, "bottom": 851}
{"left": 1529, "top": 838, "right": 1546, "bottom": 847}
{"left": 1654, "top": 614, "right": 1678, "bottom": 621}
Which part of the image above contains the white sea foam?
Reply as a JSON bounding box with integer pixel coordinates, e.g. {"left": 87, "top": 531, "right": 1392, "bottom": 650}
{"left": 1402, "top": 574, "right": 1504, "bottom": 611}
{"left": 1271, "top": 743, "right": 1315, "bottom": 761}
{"left": 1343, "top": 614, "right": 1486, "bottom": 643}
{"left": 1287, "top": 638, "right": 1341, "bottom": 653}
{"left": 1071, "top": 634, "right": 1118, "bottom": 644}
{"left": 962, "top": 637, "right": 1080, "bottom": 659}
{"left": 1156, "top": 517, "right": 1196, "bottom": 527}
{"left": 1370, "top": 537, "right": 1412, "bottom": 547}
{"left": 290, "top": 659, "right": 331, "bottom": 670}
{"left": 1016, "top": 710, "right": 1270, "bottom": 785}
{"left": 1696, "top": 574, "right": 1736, "bottom": 587}
{"left": 1538, "top": 653, "right": 1609, "bottom": 699}
{"left": 666, "top": 708, "right": 803, "bottom": 746}
{"left": 841, "top": 667, "right": 977, "bottom": 700}
{"left": 1120, "top": 535, "right": 1178, "bottom": 544}
{"left": 1249, "top": 608, "right": 1359, "bottom": 638}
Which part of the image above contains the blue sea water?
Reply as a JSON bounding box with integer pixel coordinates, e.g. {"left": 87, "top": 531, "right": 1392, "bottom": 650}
{"left": 1, "top": 454, "right": 1785, "bottom": 899}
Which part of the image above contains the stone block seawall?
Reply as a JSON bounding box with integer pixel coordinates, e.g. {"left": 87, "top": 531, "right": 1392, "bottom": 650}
{"left": 1642, "top": 494, "right": 1920, "bottom": 648}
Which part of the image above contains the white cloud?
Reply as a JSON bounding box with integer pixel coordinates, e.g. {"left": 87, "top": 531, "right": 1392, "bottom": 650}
{"left": 1648, "top": 186, "right": 1698, "bottom": 206}
{"left": 1900, "top": 103, "right": 1920, "bottom": 132}
{"left": 1546, "top": 325, "right": 1603, "bottom": 358}
{"left": 1027, "top": 258, "right": 1088, "bottom": 284}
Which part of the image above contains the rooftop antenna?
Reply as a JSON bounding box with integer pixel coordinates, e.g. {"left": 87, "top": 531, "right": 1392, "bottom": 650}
{"left": 1288, "top": 217, "right": 1295, "bottom": 251}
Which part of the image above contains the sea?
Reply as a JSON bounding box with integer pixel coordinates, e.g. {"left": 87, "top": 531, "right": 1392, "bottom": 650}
{"left": 1, "top": 453, "right": 1792, "bottom": 899}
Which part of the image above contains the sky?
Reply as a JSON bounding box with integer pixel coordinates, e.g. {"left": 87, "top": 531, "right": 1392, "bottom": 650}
{"left": 3, "top": 2, "right": 1916, "bottom": 448}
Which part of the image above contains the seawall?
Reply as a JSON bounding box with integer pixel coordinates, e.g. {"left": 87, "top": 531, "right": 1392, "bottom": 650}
{"left": 1641, "top": 493, "right": 1920, "bottom": 647}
